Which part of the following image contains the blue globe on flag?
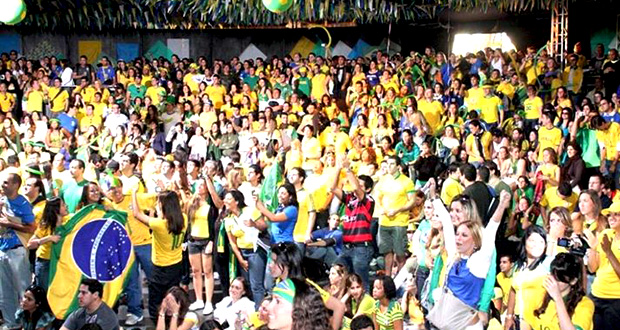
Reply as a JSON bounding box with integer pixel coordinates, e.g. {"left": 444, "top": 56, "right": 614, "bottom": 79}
{"left": 71, "top": 218, "right": 132, "bottom": 282}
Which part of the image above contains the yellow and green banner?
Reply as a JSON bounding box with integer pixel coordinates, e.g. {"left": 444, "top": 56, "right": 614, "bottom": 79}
{"left": 47, "top": 204, "right": 133, "bottom": 319}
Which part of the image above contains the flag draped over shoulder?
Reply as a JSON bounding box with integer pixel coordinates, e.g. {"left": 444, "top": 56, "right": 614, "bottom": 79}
{"left": 259, "top": 154, "right": 284, "bottom": 212}
{"left": 47, "top": 204, "right": 133, "bottom": 319}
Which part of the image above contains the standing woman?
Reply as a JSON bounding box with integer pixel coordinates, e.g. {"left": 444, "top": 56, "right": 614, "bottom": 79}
{"left": 372, "top": 275, "right": 403, "bottom": 330}
{"left": 254, "top": 183, "right": 298, "bottom": 244}
{"left": 427, "top": 189, "right": 511, "bottom": 330}
{"left": 185, "top": 178, "right": 215, "bottom": 315}
{"left": 27, "top": 197, "right": 66, "bottom": 290}
{"left": 223, "top": 189, "right": 267, "bottom": 307}
{"left": 587, "top": 202, "right": 620, "bottom": 330}
{"left": 132, "top": 190, "right": 187, "bottom": 322}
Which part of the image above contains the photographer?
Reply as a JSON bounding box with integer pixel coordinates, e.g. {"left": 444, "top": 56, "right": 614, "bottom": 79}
{"left": 587, "top": 201, "right": 620, "bottom": 330}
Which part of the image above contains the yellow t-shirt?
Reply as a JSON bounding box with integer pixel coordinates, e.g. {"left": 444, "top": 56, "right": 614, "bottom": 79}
{"left": 149, "top": 216, "right": 187, "bottom": 267}
{"left": 199, "top": 111, "right": 218, "bottom": 132}
{"left": 478, "top": 95, "right": 503, "bottom": 124}
{"left": 48, "top": 87, "right": 69, "bottom": 113}
{"left": 529, "top": 295, "right": 594, "bottom": 330}
{"left": 538, "top": 163, "right": 560, "bottom": 190}
{"left": 465, "top": 131, "right": 493, "bottom": 163}
{"left": 293, "top": 188, "right": 315, "bottom": 243}
{"left": 540, "top": 188, "right": 578, "bottom": 212}
{"left": 79, "top": 114, "right": 102, "bottom": 132}
{"left": 465, "top": 87, "right": 484, "bottom": 110}
{"left": 417, "top": 99, "right": 443, "bottom": 133}
{"left": 206, "top": 85, "right": 227, "bottom": 109}
{"left": 524, "top": 96, "right": 544, "bottom": 120}
{"left": 191, "top": 202, "right": 211, "bottom": 239}
{"left": 496, "top": 272, "right": 513, "bottom": 305}
{"left": 301, "top": 137, "right": 321, "bottom": 170}
{"left": 0, "top": 92, "right": 15, "bottom": 113}
{"left": 440, "top": 177, "right": 464, "bottom": 205}
{"left": 32, "top": 200, "right": 48, "bottom": 259}
{"left": 592, "top": 229, "right": 620, "bottom": 299}
{"left": 224, "top": 207, "right": 258, "bottom": 250}
{"left": 377, "top": 173, "right": 415, "bottom": 227}
{"left": 146, "top": 86, "right": 165, "bottom": 105}
{"left": 110, "top": 195, "right": 153, "bottom": 246}
{"left": 311, "top": 74, "right": 329, "bottom": 101}
{"left": 596, "top": 122, "right": 620, "bottom": 161}
{"left": 184, "top": 74, "right": 200, "bottom": 93}
{"left": 538, "top": 126, "right": 562, "bottom": 162}
{"left": 342, "top": 294, "right": 376, "bottom": 330}
{"left": 27, "top": 90, "right": 44, "bottom": 113}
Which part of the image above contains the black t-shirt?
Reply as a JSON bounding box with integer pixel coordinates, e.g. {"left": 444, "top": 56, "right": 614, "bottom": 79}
{"left": 463, "top": 181, "right": 492, "bottom": 224}
{"left": 74, "top": 64, "right": 94, "bottom": 83}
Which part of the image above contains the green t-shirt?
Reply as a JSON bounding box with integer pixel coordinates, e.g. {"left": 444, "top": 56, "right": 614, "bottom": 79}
{"left": 127, "top": 84, "right": 146, "bottom": 104}
{"left": 577, "top": 128, "right": 601, "bottom": 168}
{"left": 243, "top": 75, "right": 259, "bottom": 90}
{"left": 61, "top": 179, "right": 89, "bottom": 213}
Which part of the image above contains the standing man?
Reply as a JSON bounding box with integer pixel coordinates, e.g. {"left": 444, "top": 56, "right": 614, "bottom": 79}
{"left": 375, "top": 155, "right": 415, "bottom": 276}
{"left": 119, "top": 152, "right": 146, "bottom": 195}
{"left": 331, "top": 157, "right": 375, "bottom": 290}
{"left": 61, "top": 159, "right": 89, "bottom": 213}
{"left": 0, "top": 173, "right": 35, "bottom": 328}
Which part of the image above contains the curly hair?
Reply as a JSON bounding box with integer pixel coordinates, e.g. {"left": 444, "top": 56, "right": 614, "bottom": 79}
{"left": 290, "top": 278, "right": 331, "bottom": 330}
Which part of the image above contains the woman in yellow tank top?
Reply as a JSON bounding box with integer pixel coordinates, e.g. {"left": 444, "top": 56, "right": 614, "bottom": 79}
{"left": 185, "top": 178, "right": 215, "bottom": 314}
{"left": 45, "top": 119, "right": 63, "bottom": 154}
{"left": 132, "top": 190, "right": 187, "bottom": 321}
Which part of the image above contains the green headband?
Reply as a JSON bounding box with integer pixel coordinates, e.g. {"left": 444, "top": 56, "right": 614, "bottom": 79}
{"left": 273, "top": 278, "right": 296, "bottom": 304}
{"left": 25, "top": 167, "right": 43, "bottom": 176}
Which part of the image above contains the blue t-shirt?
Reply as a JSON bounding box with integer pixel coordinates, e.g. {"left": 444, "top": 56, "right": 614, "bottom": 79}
{"left": 311, "top": 228, "right": 343, "bottom": 254}
{"left": 0, "top": 195, "right": 35, "bottom": 251}
{"left": 270, "top": 205, "right": 298, "bottom": 244}
{"left": 57, "top": 113, "right": 78, "bottom": 134}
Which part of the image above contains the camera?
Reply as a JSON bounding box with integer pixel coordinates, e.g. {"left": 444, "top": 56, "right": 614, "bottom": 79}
{"left": 557, "top": 235, "right": 589, "bottom": 257}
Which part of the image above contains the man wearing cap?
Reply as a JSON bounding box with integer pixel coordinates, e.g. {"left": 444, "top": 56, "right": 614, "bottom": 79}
{"left": 0, "top": 172, "right": 35, "bottom": 328}
{"left": 478, "top": 83, "right": 504, "bottom": 129}
{"left": 184, "top": 63, "right": 201, "bottom": 93}
{"left": 295, "top": 66, "right": 311, "bottom": 98}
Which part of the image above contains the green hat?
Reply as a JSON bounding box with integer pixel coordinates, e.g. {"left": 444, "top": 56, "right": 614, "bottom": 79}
{"left": 273, "top": 278, "right": 296, "bottom": 304}
{"left": 25, "top": 166, "right": 43, "bottom": 176}
{"left": 49, "top": 118, "right": 60, "bottom": 124}
{"left": 33, "top": 141, "right": 46, "bottom": 148}
{"left": 482, "top": 83, "right": 494, "bottom": 89}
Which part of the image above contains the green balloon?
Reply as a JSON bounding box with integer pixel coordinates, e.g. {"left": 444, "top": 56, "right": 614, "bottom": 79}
{"left": 262, "top": 0, "right": 293, "bottom": 13}
{"left": 0, "top": 0, "right": 25, "bottom": 24}
{"left": 5, "top": 6, "right": 26, "bottom": 25}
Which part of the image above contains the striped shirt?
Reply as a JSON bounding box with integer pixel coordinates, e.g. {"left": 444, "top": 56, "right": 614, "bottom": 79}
{"left": 342, "top": 192, "right": 375, "bottom": 243}
{"left": 374, "top": 300, "right": 403, "bottom": 330}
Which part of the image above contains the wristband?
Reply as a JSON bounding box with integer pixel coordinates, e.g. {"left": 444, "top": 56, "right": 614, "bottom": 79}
{"left": 159, "top": 313, "right": 166, "bottom": 318}
{"left": 172, "top": 313, "right": 179, "bottom": 318}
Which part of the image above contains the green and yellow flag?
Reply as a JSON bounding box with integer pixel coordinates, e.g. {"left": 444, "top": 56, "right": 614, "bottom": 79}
{"left": 259, "top": 155, "right": 284, "bottom": 212}
{"left": 47, "top": 204, "right": 134, "bottom": 319}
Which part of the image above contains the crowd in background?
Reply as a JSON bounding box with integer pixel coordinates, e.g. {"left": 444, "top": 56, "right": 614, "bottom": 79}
{"left": 0, "top": 39, "right": 619, "bottom": 330}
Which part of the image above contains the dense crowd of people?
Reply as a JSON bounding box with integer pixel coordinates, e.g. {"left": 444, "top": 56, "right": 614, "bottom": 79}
{"left": 0, "top": 39, "right": 619, "bottom": 330}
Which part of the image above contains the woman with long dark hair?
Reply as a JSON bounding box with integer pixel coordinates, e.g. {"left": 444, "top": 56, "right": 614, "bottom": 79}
{"left": 504, "top": 225, "right": 550, "bottom": 330}
{"left": 133, "top": 190, "right": 187, "bottom": 322}
{"left": 255, "top": 182, "right": 298, "bottom": 244}
{"left": 341, "top": 273, "right": 375, "bottom": 330}
{"left": 77, "top": 181, "right": 103, "bottom": 210}
{"left": 532, "top": 253, "right": 593, "bottom": 330}
{"left": 156, "top": 286, "right": 198, "bottom": 330}
{"left": 14, "top": 285, "right": 54, "bottom": 330}
{"left": 266, "top": 242, "right": 345, "bottom": 330}
{"left": 27, "top": 197, "right": 67, "bottom": 290}
{"left": 185, "top": 178, "right": 215, "bottom": 315}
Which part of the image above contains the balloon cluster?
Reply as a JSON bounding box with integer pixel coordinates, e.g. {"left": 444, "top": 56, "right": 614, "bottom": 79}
{"left": 262, "top": 0, "right": 293, "bottom": 14}
{"left": 0, "top": 0, "right": 27, "bottom": 25}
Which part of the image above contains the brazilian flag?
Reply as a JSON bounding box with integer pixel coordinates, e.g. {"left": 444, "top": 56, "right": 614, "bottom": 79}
{"left": 47, "top": 204, "right": 134, "bottom": 319}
